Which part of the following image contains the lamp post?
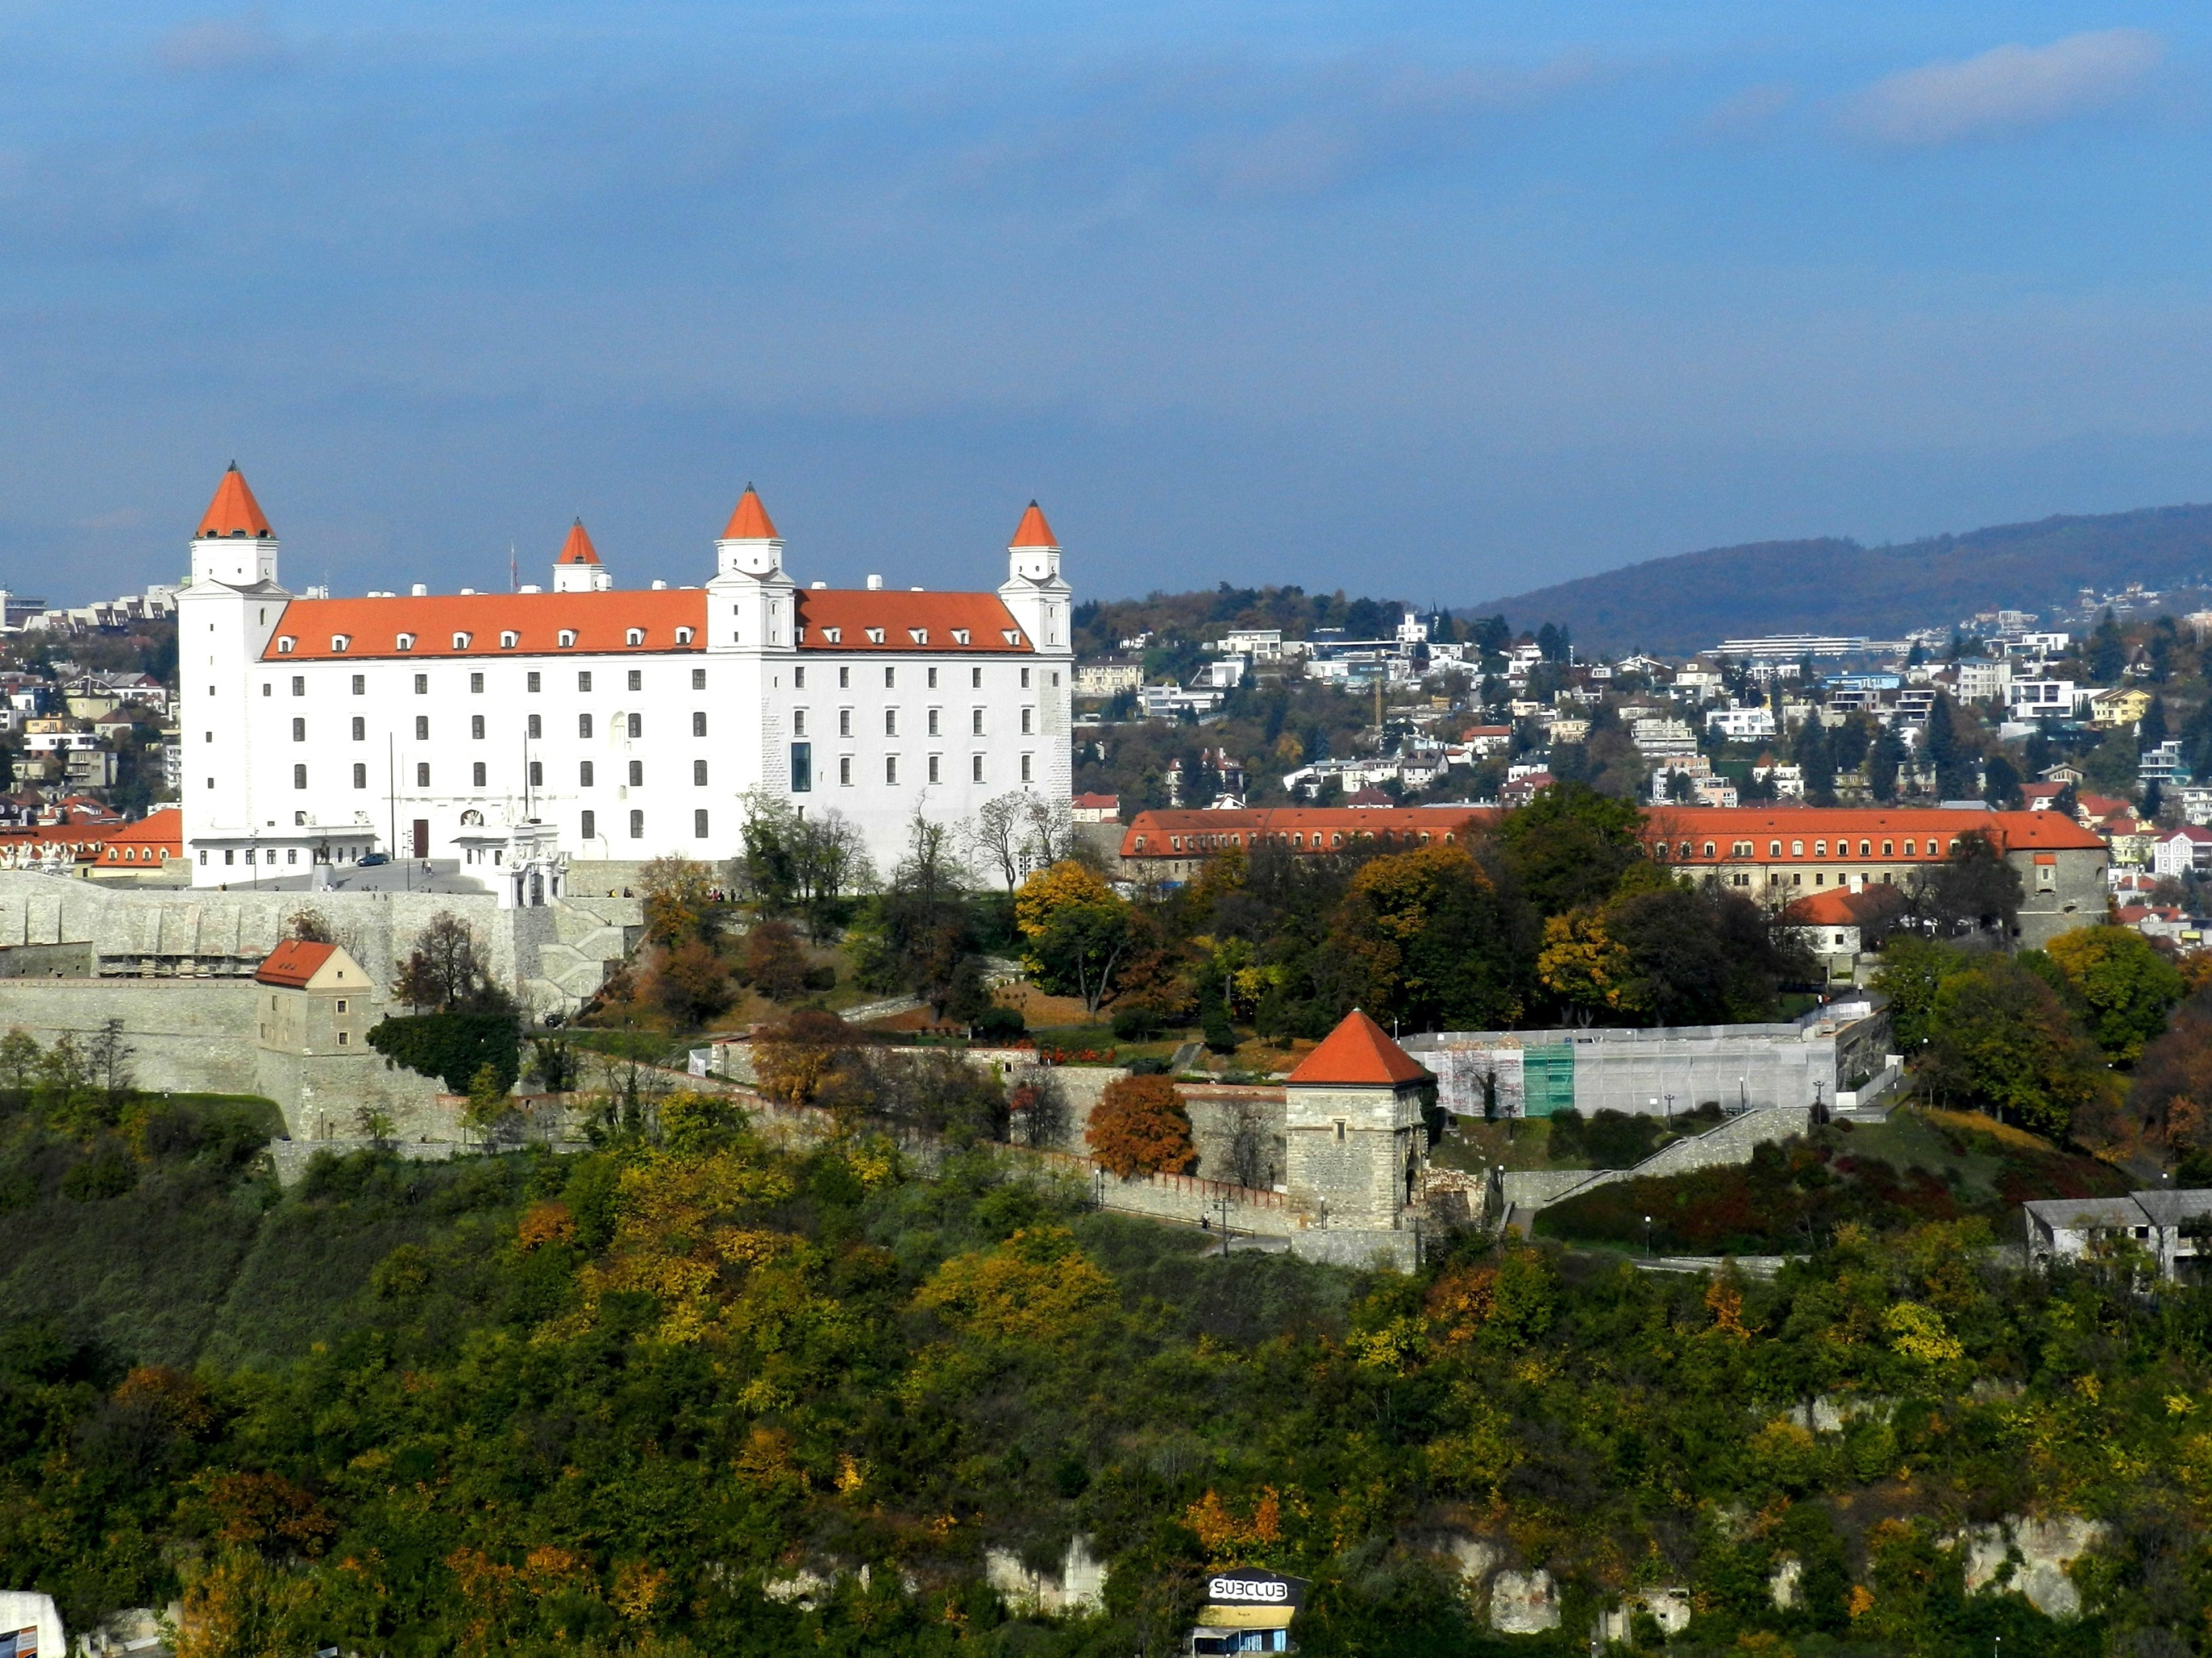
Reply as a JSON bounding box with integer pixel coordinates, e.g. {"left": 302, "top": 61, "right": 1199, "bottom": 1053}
{"left": 1644, "top": 1214, "right": 1653, "bottom": 1258}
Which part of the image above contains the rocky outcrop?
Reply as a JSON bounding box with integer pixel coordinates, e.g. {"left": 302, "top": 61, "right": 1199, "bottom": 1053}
{"left": 983, "top": 1537, "right": 1108, "bottom": 1615}
{"left": 1959, "top": 1515, "right": 2108, "bottom": 1620}
{"left": 1593, "top": 1588, "right": 1691, "bottom": 1644}
{"left": 1488, "top": 1569, "right": 1560, "bottom": 1634}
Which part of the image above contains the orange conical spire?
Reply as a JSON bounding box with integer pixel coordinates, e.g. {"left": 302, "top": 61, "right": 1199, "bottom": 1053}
{"left": 1009, "top": 500, "right": 1057, "bottom": 548}
{"left": 556, "top": 518, "right": 601, "bottom": 565}
{"left": 721, "top": 483, "right": 779, "bottom": 540}
{"left": 197, "top": 462, "right": 272, "bottom": 538}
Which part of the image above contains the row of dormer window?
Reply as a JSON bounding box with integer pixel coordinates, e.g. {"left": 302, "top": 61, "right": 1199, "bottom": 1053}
{"left": 276, "top": 625, "right": 696, "bottom": 653}
{"left": 251, "top": 664, "right": 1048, "bottom": 694}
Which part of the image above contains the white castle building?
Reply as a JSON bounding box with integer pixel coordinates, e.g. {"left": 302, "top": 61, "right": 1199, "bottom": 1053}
{"left": 177, "top": 467, "right": 1074, "bottom": 887}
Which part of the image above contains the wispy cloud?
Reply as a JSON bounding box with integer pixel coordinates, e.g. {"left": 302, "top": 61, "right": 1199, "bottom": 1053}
{"left": 1694, "top": 83, "right": 1794, "bottom": 143}
{"left": 155, "top": 10, "right": 294, "bottom": 77}
{"left": 1839, "top": 29, "right": 2162, "bottom": 147}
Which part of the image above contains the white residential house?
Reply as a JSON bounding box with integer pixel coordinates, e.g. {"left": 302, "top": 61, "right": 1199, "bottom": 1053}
{"left": 2151, "top": 825, "right": 2212, "bottom": 878}
{"left": 1951, "top": 658, "right": 2012, "bottom": 703}
{"left": 2008, "top": 678, "right": 2082, "bottom": 720}
{"left": 1706, "top": 706, "right": 1776, "bottom": 741}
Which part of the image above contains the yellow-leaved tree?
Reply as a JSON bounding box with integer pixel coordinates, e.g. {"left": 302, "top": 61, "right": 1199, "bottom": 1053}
{"left": 913, "top": 1225, "right": 1114, "bottom": 1345}
{"left": 1536, "top": 909, "right": 1636, "bottom": 1017}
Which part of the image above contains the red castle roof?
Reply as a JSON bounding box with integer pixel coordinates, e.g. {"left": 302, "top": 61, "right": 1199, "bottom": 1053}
{"left": 723, "top": 485, "right": 779, "bottom": 540}
{"left": 198, "top": 464, "right": 273, "bottom": 538}
{"left": 1010, "top": 500, "right": 1057, "bottom": 548}
{"left": 256, "top": 938, "right": 337, "bottom": 988}
{"left": 1288, "top": 1010, "right": 1431, "bottom": 1088}
{"left": 555, "top": 520, "right": 602, "bottom": 565}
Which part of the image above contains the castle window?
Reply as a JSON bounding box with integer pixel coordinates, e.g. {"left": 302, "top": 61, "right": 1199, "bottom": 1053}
{"left": 1003, "top": 630, "right": 1022, "bottom": 645}
{"left": 823, "top": 627, "right": 841, "bottom": 644}
{"left": 628, "top": 760, "right": 643, "bottom": 786}
{"left": 886, "top": 755, "right": 900, "bottom": 785}
{"left": 527, "top": 671, "right": 540, "bottom": 691}
{"left": 500, "top": 631, "right": 518, "bottom": 648}
{"left": 692, "top": 711, "right": 706, "bottom": 737}
{"left": 972, "top": 754, "right": 984, "bottom": 783}
{"left": 840, "top": 755, "right": 853, "bottom": 786}
{"left": 909, "top": 628, "right": 927, "bottom": 644}
{"left": 866, "top": 627, "right": 886, "bottom": 644}
{"left": 952, "top": 629, "right": 970, "bottom": 646}
{"left": 352, "top": 763, "right": 366, "bottom": 789}
{"left": 529, "top": 760, "right": 542, "bottom": 787}
{"left": 1703, "top": 841, "right": 1715, "bottom": 857}
{"left": 277, "top": 636, "right": 295, "bottom": 653}
{"left": 414, "top": 674, "right": 428, "bottom": 695}
{"left": 472, "top": 762, "right": 487, "bottom": 788}
{"left": 578, "top": 671, "right": 592, "bottom": 691}
{"left": 396, "top": 633, "right": 415, "bottom": 651}
{"left": 675, "top": 627, "right": 694, "bottom": 645}
{"left": 1021, "top": 666, "right": 1032, "bottom": 689}
{"left": 416, "top": 762, "right": 429, "bottom": 786}
{"left": 470, "top": 672, "right": 483, "bottom": 694}
{"left": 627, "top": 669, "right": 641, "bottom": 691}
{"left": 351, "top": 674, "right": 364, "bottom": 695}
{"left": 928, "top": 755, "right": 941, "bottom": 784}
{"left": 694, "top": 759, "right": 708, "bottom": 786}
{"left": 626, "top": 628, "right": 644, "bottom": 647}
{"left": 453, "top": 632, "right": 472, "bottom": 650}
{"left": 581, "top": 809, "right": 596, "bottom": 840}
{"left": 578, "top": 713, "right": 593, "bottom": 739}
{"left": 695, "top": 809, "right": 709, "bottom": 839}
{"left": 470, "top": 715, "right": 485, "bottom": 740}
{"left": 293, "top": 764, "right": 306, "bottom": 789}
{"left": 416, "top": 716, "right": 429, "bottom": 740}
{"left": 629, "top": 810, "right": 644, "bottom": 840}
{"left": 580, "top": 761, "right": 593, "bottom": 786}
{"left": 627, "top": 712, "right": 641, "bottom": 739}
{"left": 526, "top": 714, "right": 541, "bottom": 739}
{"left": 558, "top": 630, "right": 576, "bottom": 648}
{"left": 332, "top": 636, "right": 350, "bottom": 652}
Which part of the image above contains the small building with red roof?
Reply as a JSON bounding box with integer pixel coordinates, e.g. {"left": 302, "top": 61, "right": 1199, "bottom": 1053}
{"left": 254, "top": 938, "right": 373, "bottom": 1055}
{"left": 1284, "top": 1010, "right": 1433, "bottom": 1261}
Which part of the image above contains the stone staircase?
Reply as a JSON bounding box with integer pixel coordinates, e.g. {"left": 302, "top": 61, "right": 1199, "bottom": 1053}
{"left": 514, "top": 895, "right": 643, "bottom": 1013}
{"left": 1491, "top": 1104, "right": 1814, "bottom": 1224}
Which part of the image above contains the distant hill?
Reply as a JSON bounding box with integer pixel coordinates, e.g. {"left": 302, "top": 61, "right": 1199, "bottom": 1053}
{"left": 1474, "top": 504, "right": 2212, "bottom": 655}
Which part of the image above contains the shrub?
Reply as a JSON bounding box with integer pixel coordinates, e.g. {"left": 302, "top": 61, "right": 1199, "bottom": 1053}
{"left": 368, "top": 1013, "right": 520, "bottom": 1095}
{"left": 971, "top": 1005, "right": 1027, "bottom": 1044}
{"left": 653, "top": 942, "right": 735, "bottom": 1026}
{"left": 742, "top": 921, "right": 811, "bottom": 1003}
{"left": 1086, "top": 1074, "right": 1194, "bottom": 1177}
{"left": 1112, "top": 1003, "right": 1161, "bottom": 1040}
{"left": 1200, "top": 1002, "right": 1236, "bottom": 1053}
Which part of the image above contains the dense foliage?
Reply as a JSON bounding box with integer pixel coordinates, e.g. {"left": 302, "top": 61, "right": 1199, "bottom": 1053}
{"left": 5, "top": 1084, "right": 2212, "bottom": 1656}
{"left": 366, "top": 1012, "right": 522, "bottom": 1095}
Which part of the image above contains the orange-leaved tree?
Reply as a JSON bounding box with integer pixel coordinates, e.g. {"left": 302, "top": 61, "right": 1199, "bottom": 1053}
{"left": 1086, "top": 1073, "right": 1194, "bottom": 1176}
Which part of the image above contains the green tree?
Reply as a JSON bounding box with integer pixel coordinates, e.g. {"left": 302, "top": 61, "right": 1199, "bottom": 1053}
{"left": 1910, "top": 828, "right": 2022, "bottom": 941}
{"left": 1866, "top": 725, "right": 1904, "bottom": 803}
{"left": 2043, "top": 925, "right": 2187, "bottom": 1063}
{"left": 0, "top": 1027, "right": 40, "bottom": 1090}
{"left": 1492, "top": 781, "right": 1646, "bottom": 916}
{"left": 1924, "top": 958, "right": 2112, "bottom": 1136}
{"left": 1873, "top": 934, "right": 1970, "bottom": 1052}
{"left": 2088, "top": 607, "right": 2126, "bottom": 681}
{"left": 1791, "top": 715, "right": 1836, "bottom": 806}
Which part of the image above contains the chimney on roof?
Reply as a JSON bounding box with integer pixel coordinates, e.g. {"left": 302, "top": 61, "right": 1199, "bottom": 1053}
{"left": 866, "top": 574, "right": 883, "bottom": 591}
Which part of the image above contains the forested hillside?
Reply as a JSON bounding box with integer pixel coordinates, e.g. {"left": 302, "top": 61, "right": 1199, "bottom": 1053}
{"left": 3, "top": 1082, "right": 2211, "bottom": 1656}
{"left": 1474, "top": 504, "right": 2212, "bottom": 654}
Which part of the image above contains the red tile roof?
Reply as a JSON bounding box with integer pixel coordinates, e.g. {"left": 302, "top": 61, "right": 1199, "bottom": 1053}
{"left": 723, "top": 485, "right": 778, "bottom": 540}
{"left": 1645, "top": 806, "right": 2105, "bottom": 860}
{"left": 1010, "top": 500, "right": 1057, "bottom": 547}
{"left": 198, "top": 464, "right": 272, "bottom": 538}
{"left": 265, "top": 589, "right": 707, "bottom": 661}
{"left": 255, "top": 938, "right": 337, "bottom": 987}
{"left": 792, "top": 589, "right": 1034, "bottom": 653}
{"left": 1287, "top": 1010, "right": 1431, "bottom": 1088}
{"left": 264, "top": 586, "right": 1038, "bottom": 661}
{"left": 555, "top": 519, "right": 601, "bottom": 565}
{"left": 1121, "top": 806, "right": 1491, "bottom": 858}
{"left": 99, "top": 808, "right": 182, "bottom": 861}
{"left": 1071, "top": 792, "right": 1120, "bottom": 809}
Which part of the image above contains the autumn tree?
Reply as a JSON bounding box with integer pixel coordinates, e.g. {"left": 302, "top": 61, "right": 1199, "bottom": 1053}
{"left": 742, "top": 919, "right": 812, "bottom": 1002}
{"left": 393, "top": 912, "right": 507, "bottom": 1012}
{"left": 2043, "top": 925, "right": 2186, "bottom": 1064}
{"left": 1017, "top": 860, "right": 1132, "bottom": 1016}
{"left": 753, "top": 1010, "right": 859, "bottom": 1108}
{"left": 1537, "top": 910, "right": 1632, "bottom": 1019}
{"left": 651, "top": 940, "right": 735, "bottom": 1027}
{"left": 640, "top": 854, "right": 718, "bottom": 949}
{"left": 1087, "top": 1073, "right": 1195, "bottom": 1176}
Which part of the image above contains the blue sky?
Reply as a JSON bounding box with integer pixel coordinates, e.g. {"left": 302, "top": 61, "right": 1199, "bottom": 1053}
{"left": 5, "top": 3, "right": 2210, "bottom": 609}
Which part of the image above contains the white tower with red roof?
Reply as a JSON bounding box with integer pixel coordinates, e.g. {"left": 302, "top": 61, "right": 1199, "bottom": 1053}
{"left": 177, "top": 465, "right": 292, "bottom": 877}
{"left": 550, "top": 520, "right": 614, "bottom": 593}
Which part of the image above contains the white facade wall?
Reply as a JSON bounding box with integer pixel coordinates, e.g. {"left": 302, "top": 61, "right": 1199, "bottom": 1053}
{"left": 181, "top": 517, "right": 1074, "bottom": 883}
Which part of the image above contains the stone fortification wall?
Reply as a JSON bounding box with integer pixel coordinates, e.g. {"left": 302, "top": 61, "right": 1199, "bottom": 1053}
{"left": 1494, "top": 1104, "right": 1815, "bottom": 1220}
{"left": 0, "top": 870, "right": 639, "bottom": 1018}
{"left": 1411, "top": 1024, "right": 1846, "bottom": 1119}
{"left": 0, "top": 977, "right": 261, "bottom": 1093}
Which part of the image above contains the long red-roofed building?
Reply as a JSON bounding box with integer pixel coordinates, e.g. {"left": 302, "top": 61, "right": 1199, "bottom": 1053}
{"left": 1120, "top": 801, "right": 2107, "bottom": 948}
{"left": 177, "top": 470, "right": 1074, "bottom": 882}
